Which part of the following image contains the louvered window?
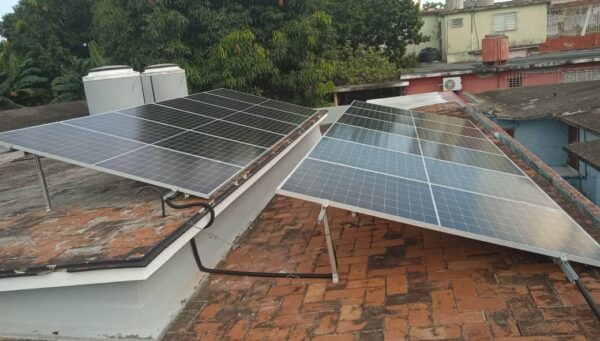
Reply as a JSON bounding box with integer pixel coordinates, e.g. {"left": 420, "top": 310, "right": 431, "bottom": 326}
{"left": 494, "top": 12, "right": 517, "bottom": 32}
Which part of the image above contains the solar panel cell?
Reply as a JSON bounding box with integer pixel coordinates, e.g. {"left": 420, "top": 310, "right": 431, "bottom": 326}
{"left": 97, "top": 146, "right": 241, "bottom": 197}
{"left": 261, "top": 99, "right": 316, "bottom": 116}
{"left": 208, "top": 88, "right": 265, "bottom": 104}
{"left": 325, "top": 124, "right": 421, "bottom": 155}
{"left": 338, "top": 115, "right": 416, "bottom": 138}
{"left": 67, "top": 112, "right": 184, "bottom": 144}
{"left": 310, "top": 137, "right": 427, "bottom": 181}
{"left": 345, "top": 107, "right": 414, "bottom": 126}
{"left": 414, "top": 118, "right": 486, "bottom": 139}
{"left": 195, "top": 121, "right": 283, "bottom": 148}
{"left": 156, "top": 131, "right": 266, "bottom": 167}
{"left": 417, "top": 128, "right": 501, "bottom": 154}
{"left": 281, "top": 158, "right": 438, "bottom": 224}
{"left": 420, "top": 140, "right": 523, "bottom": 175}
{"left": 118, "top": 104, "right": 214, "bottom": 129}
{"left": 187, "top": 93, "right": 255, "bottom": 111}
{"left": 158, "top": 98, "right": 236, "bottom": 119}
{"left": 432, "top": 185, "right": 600, "bottom": 264}
{"left": 224, "top": 113, "right": 297, "bottom": 135}
{"left": 243, "top": 105, "right": 307, "bottom": 125}
{"left": 0, "top": 123, "right": 145, "bottom": 165}
{"left": 425, "top": 158, "right": 555, "bottom": 208}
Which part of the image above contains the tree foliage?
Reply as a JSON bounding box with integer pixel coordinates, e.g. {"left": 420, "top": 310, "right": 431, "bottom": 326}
{"left": 0, "top": 0, "right": 425, "bottom": 107}
{"left": 0, "top": 46, "right": 47, "bottom": 109}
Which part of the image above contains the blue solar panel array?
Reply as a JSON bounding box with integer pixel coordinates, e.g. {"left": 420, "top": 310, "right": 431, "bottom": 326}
{"left": 279, "top": 100, "right": 600, "bottom": 267}
{"left": 0, "top": 89, "right": 318, "bottom": 198}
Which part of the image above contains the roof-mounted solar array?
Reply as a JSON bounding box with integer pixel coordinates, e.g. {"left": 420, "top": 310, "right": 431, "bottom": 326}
{"left": 0, "top": 88, "right": 318, "bottom": 198}
{"left": 278, "top": 100, "right": 600, "bottom": 267}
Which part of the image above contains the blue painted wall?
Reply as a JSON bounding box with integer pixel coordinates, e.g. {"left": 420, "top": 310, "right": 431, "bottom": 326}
{"left": 503, "top": 118, "right": 570, "bottom": 167}
{"left": 578, "top": 130, "right": 600, "bottom": 205}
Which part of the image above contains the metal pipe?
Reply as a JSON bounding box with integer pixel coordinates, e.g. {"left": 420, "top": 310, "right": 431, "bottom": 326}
{"left": 556, "top": 257, "right": 600, "bottom": 320}
{"left": 574, "top": 279, "right": 600, "bottom": 319}
{"left": 34, "top": 155, "right": 51, "bottom": 211}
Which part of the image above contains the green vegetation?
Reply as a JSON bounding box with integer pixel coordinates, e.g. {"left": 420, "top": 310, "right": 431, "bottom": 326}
{"left": 0, "top": 0, "right": 425, "bottom": 109}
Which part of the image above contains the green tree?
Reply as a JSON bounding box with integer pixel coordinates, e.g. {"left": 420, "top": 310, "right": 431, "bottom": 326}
{"left": 50, "top": 57, "right": 93, "bottom": 104}
{"left": 333, "top": 44, "right": 398, "bottom": 86}
{"left": 0, "top": 0, "right": 93, "bottom": 81}
{"left": 198, "top": 29, "right": 275, "bottom": 93}
{"left": 324, "top": 0, "right": 426, "bottom": 66}
{"left": 422, "top": 2, "right": 445, "bottom": 12}
{"left": 0, "top": 49, "right": 48, "bottom": 109}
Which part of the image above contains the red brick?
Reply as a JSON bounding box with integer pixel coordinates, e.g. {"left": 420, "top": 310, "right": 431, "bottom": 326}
{"left": 281, "top": 294, "right": 303, "bottom": 313}
{"left": 517, "top": 263, "right": 560, "bottom": 274}
{"left": 268, "top": 285, "right": 304, "bottom": 296}
{"left": 304, "top": 283, "right": 326, "bottom": 303}
{"left": 226, "top": 319, "right": 250, "bottom": 340}
{"left": 433, "top": 311, "right": 485, "bottom": 325}
{"left": 336, "top": 320, "right": 367, "bottom": 333}
{"left": 384, "top": 316, "right": 408, "bottom": 341}
{"left": 348, "top": 263, "right": 368, "bottom": 280}
{"left": 324, "top": 288, "right": 365, "bottom": 301}
{"left": 198, "top": 303, "right": 221, "bottom": 321}
{"left": 408, "top": 302, "right": 432, "bottom": 327}
{"left": 387, "top": 274, "right": 408, "bottom": 295}
{"left": 353, "top": 247, "right": 386, "bottom": 256}
{"left": 448, "top": 259, "right": 490, "bottom": 270}
{"left": 372, "top": 239, "right": 404, "bottom": 248}
{"left": 272, "top": 313, "right": 318, "bottom": 327}
{"left": 477, "top": 285, "right": 528, "bottom": 298}
{"left": 314, "top": 314, "right": 338, "bottom": 335}
{"left": 312, "top": 334, "right": 356, "bottom": 341}
{"left": 495, "top": 336, "right": 555, "bottom": 341}
{"left": 518, "top": 320, "right": 580, "bottom": 336}
{"left": 429, "top": 270, "right": 469, "bottom": 281}
{"left": 453, "top": 278, "right": 478, "bottom": 299}
{"left": 457, "top": 297, "right": 507, "bottom": 311}
{"left": 288, "top": 326, "right": 309, "bottom": 341}
{"left": 246, "top": 327, "right": 290, "bottom": 340}
{"left": 365, "top": 286, "right": 385, "bottom": 307}
{"left": 409, "top": 325, "right": 461, "bottom": 340}
{"left": 346, "top": 278, "right": 385, "bottom": 289}
{"left": 431, "top": 289, "right": 456, "bottom": 313}
{"left": 339, "top": 304, "right": 362, "bottom": 321}
{"left": 463, "top": 323, "right": 492, "bottom": 340}
{"left": 530, "top": 287, "right": 563, "bottom": 307}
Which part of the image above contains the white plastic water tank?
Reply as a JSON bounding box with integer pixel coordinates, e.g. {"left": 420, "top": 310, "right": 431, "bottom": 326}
{"left": 83, "top": 66, "right": 145, "bottom": 114}
{"left": 141, "top": 64, "right": 188, "bottom": 104}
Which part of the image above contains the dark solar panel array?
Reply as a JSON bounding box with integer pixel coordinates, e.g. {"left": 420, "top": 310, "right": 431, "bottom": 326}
{"left": 0, "top": 89, "right": 318, "bottom": 198}
{"left": 279, "top": 100, "right": 600, "bottom": 267}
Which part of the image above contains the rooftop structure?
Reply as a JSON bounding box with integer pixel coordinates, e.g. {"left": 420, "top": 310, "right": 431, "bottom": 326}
{"left": 161, "top": 101, "right": 600, "bottom": 341}
{"left": 0, "top": 90, "right": 599, "bottom": 340}
{"left": 468, "top": 80, "right": 600, "bottom": 120}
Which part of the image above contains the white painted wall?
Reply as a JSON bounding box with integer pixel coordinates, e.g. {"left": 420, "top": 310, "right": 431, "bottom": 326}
{"left": 0, "top": 125, "right": 323, "bottom": 340}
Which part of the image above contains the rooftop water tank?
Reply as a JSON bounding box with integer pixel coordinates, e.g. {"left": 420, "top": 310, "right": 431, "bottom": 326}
{"left": 83, "top": 66, "right": 145, "bottom": 115}
{"left": 446, "top": 0, "right": 464, "bottom": 10}
{"left": 141, "top": 64, "right": 188, "bottom": 104}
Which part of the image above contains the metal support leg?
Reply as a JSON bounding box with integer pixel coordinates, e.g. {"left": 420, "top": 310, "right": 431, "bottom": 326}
{"left": 318, "top": 201, "right": 339, "bottom": 284}
{"left": 555, "top": 256, "right": 600, "bottom": 319}
{"left": 34, "top": 155, "right": 52, "bottom": 211}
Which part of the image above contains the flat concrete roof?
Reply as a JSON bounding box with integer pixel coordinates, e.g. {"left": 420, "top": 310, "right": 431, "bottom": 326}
{"left": 401, "top": 48, "right": 600, "bottom": 79}
{"left": 565, "top": 139, "right": 600, "bottom": 170}
{"left": 468, "top": 80, "right": 600, "bottom": 120}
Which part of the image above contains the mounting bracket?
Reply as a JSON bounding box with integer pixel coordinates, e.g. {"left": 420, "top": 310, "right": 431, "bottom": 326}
{"left": 318, "top": 200, "right": 339, "bottom": 284}
{"left": 34, "top": 155, "right": 51, "bottom": 211}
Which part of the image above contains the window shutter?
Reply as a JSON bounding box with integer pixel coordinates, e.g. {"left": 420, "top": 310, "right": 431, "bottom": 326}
{"left": 494, "top": 12, "right": 517, "bottom": 32}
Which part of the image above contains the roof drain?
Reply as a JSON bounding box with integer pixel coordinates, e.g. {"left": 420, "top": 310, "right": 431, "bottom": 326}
{"left": 164, "top": 193, "right": 332, "bottom": 280}
{"left": 556, "top": 257, "right": 600, "bottom": 320}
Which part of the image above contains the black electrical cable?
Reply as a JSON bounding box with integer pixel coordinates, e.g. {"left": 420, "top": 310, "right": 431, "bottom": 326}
{"left": 164, "top": 195, "right": 332, "bottom": 280}
{"left": 574, "top": 279, "right": 600, "bottom": 320}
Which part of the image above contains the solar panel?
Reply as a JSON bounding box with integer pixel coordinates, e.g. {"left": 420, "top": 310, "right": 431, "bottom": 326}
{"left": 279, "top": 100, "right": 600, "bottom": 267}
{"left": 0, "top": 89, "right": 319, "bottom": 198}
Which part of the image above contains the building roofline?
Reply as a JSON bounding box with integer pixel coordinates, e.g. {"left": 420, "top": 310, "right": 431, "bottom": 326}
{"left": 564, "top": 140, "right": 600, "bottom": 171}
{"left": 424, "top": 0, "right": 549, "bottom": 16}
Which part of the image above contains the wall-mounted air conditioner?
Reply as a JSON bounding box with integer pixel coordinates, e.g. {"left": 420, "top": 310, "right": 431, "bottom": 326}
{"left": 443, "top": 77, "right": 463, "bottom": 91}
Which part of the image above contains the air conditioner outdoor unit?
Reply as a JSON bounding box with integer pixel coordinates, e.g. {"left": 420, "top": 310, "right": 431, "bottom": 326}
{"left": 443, "top": 77, "right": 462, "bottom": 91}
